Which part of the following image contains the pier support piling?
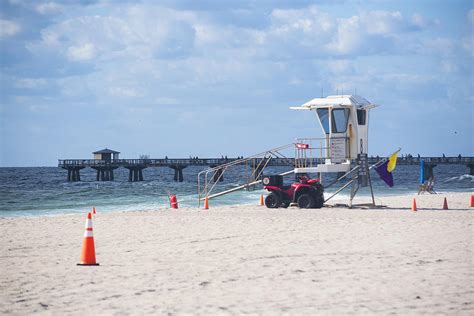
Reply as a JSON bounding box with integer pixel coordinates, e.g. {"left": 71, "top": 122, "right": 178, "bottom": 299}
{"left": 170, "top": 165, "right": 186, "bottom": 182}
{"left": 64, "top": 167, "right": 85, "bottom": 182}
{"left": 210, "top": 165, "right": 224, "bottom": 182}
{"left": 468, "top": 164, "right": 474, "bottom": 176}
{"left": 92, "top": 167, "right": 118, "bottom": 181}
{"left": 214, "top": 168, "right": 224, "bottom": 182}
{"left": 125, "top": 166, "right": 146, "bottom": 182}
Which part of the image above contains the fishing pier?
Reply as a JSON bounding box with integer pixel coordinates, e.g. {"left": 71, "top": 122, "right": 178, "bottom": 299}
{"left": 58, "top": 148, "right": 474, "bottom": 182}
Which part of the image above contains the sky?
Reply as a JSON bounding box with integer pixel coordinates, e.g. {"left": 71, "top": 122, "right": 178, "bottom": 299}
{"left": 0, "top": 0, "right": 473, "bottom": 167}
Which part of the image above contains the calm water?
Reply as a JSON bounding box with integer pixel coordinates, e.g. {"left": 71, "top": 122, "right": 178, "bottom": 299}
{"left": 0, "top": 165, "right": 472, "bottom": 217}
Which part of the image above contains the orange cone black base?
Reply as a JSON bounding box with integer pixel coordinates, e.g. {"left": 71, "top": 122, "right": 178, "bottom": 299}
{"left": 442, "top": 197, "right": 448, "bottom": 210}
{"left": 412, "top": 198, "right": 417, "bottom": 212}
{"left": 77, "top": 263, "right": 99, "bottom": 266}
{"left": 77, "top": 213, "right": 99, "bottom": 266}
{"left": 204, "top": 196, "right": 209, "bottom": 210}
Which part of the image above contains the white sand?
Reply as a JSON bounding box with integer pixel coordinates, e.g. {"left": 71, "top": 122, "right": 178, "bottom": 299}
{"left": 1, "top": 192, "right": 473, "bottom": 314}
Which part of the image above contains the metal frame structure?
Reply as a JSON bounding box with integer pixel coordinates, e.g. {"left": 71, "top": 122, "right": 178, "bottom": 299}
{"left": 197, "top": 144, "right": 295, "bottom": 206}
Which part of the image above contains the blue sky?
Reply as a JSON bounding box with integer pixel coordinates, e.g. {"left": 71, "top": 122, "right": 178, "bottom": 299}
{"left": 0, "top": 0, "right": 473, "bottom": 166}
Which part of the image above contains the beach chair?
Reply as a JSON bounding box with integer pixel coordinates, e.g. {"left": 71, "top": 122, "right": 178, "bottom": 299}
{"left": 418, "top": 177, "right": 436, "bottom": 195}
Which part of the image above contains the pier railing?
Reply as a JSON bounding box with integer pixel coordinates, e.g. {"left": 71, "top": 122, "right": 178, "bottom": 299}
{"left": 59, "top": 156, "right": 474, "bottom": 169}
{"left": 58, "top": 158, "right": 238, "bottom": 167}
{"left": 58, "top": 157, "right": 303, "bottom": 168}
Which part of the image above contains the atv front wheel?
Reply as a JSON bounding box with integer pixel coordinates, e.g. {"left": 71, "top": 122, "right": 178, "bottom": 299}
{"left": 265, "top": 193, "right": 281, "bottom": 208}
{"left": 297, "top": 194, "right": 314, "bottom": 209}
{"left": 280, "top": 200, "right": 290, "bottom": 208}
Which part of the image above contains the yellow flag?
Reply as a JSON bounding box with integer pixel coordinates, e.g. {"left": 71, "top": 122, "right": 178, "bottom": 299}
{"left": 387, "top": 152, "right": 398, "bottom": 172}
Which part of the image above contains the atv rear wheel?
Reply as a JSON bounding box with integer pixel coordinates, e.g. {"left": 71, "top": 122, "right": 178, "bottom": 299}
{"left": 265, "top": 193, "right": 281, "bottom": 208}
{"left": 297, "top": 194, "right": 314, "bottom": 209}
{"left": 311, "top": 183, "right": 324, "bottom": 208}
{"left": 312, "top": 194, "right": 324, "bottom": 208}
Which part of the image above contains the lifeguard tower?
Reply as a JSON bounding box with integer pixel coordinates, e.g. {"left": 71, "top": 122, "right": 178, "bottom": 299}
{"left": 290, "top": 95, "right": 379, "bottom": 206}
{"left": 197, "top": 94, "right": 388, "bottom": 207}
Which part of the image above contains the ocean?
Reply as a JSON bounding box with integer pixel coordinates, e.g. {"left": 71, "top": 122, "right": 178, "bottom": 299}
{"left": 0, "top": 165, "right": 472, "bottom": 217}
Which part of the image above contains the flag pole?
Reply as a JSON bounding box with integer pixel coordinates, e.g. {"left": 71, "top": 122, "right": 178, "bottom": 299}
{"left": 369, "top": 148, "right": 401, "bottom": 170}
{"left": 367, "top": 166, "right": 375, "bottom": 206}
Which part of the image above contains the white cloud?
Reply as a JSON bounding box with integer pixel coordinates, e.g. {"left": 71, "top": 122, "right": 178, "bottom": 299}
{"left": 29, "top": 105, "right": 51, "bottom": 112}
{"left": 30, "top": 6, "right": 200, "bottom": 64}
{"left": 326, "top": 59, "right": 353, "bottom": 74}
{"left": 326, "top": 16, "right": 364, "bottom": 55}
{"left": 422, "top": 37, "right": 455, "bottom": 56}
{"left": 155, "top": 97, "right": 179, "bottom": 105}
{"left": 264, "top": 7, "right": 426, "bottom": 57}
{"left": 468, "top": 9, "right": 474, "bottom": 24}
{"left": 108, "top": 87, "right": 141, "bottom": 98}
{"left": 441, "top": 60, "right": 458, "bottom": 73}
{"left": 411, "top": 13, "right": 425, "bottom": 28}
{"left": 0, "top": 19, "right": 21, "bottom": 38}
{"left": 462, "top": 36, "right": 473, "bottom": 56}
{"left": 361, "top": 10, "right": 403, "bottom": 35}
{"left": 67, "top": 42, "right": 97, "bottom": 61}
{"left": 36, "top": 2, "right": 62, "bottom": 15}
{"left": 14, "top": 78, "right": 48, "bottom": 89}
{"left": 270, "top": 6, "right": 334, "bottom": 38}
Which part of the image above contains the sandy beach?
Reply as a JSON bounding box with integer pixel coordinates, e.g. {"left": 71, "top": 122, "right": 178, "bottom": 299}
{"left": 1, "top": 192, "right": 473, "bottom": 314}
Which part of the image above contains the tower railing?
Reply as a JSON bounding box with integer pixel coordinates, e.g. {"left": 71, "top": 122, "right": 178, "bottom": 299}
{"left": 294, "top": 136, "right": 350, "bottom": 169}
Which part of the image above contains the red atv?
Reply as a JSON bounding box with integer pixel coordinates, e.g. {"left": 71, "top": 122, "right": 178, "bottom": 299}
{"left": 262, "top": 175, "right": 324, "bottom": 209}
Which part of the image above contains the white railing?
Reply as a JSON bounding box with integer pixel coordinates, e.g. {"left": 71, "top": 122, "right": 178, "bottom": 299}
{"left": 197, "top": 144, "right": 295, "bottom": 206}
{"left": 294, "top": 136, "right": 350, "bottom": 169}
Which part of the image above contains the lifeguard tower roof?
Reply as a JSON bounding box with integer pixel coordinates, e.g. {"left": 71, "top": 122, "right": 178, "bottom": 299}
{"left": 294, "top": 95, "right": 376, "bottom": 109}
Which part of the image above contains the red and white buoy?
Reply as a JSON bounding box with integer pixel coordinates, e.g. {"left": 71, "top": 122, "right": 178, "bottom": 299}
{"left": 169, "top": 194, "right": 178, "bottom": 209}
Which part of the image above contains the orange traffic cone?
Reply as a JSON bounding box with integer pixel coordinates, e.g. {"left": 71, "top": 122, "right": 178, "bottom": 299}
{"left": 259, "top": 194, "right": 264, "bottom": 206}
{"left": 204, "top": 196, "right": 209, "bottom": 210}
{"left": 442, "top": 197, "right": 448, "bottom": 210}
{"left": 92, "top": 207, "right": 96, "bottom": 215}
{"left": 77, "top": 213, "right": 99, "bottom": 266}
{"left": 470, "top": 195, "right": 474, "bottom": 207}
{"left": 412, "top": 198, "right": 417, "bottom": 212}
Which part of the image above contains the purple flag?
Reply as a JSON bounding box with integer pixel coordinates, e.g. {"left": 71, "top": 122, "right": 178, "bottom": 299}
{"left": 375, "top": 160, "right": 394, "bottom": 187}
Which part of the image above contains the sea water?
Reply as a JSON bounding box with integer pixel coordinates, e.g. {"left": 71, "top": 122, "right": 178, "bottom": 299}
{"left": 0, "top": 165, "right": 472, "bottom": 217}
